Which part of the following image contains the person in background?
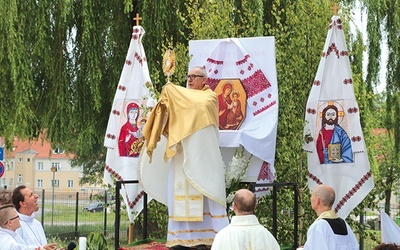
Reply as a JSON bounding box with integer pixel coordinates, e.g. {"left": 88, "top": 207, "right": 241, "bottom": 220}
{"left": 303, "top": 184, "right": 358, "bottom": 249}
{"left": 0, "top": 190, "right": 12, "bottom": 205}
{"left": 12, "top": 186, "right": 56, "bottom": 249}
{"left": 374, "top": 243, "right": 400, "bottom": 250}
{"left": 0, "top": 204, "right": 56, "bottom": 250}
{"left": 211, "top": 189, "right": 280, "bottom": 250}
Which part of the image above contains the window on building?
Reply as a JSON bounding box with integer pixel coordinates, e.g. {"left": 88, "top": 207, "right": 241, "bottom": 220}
{"left": 37, "top": 162, "right": 43, "bottom": 170}
{"left": 67, "top": 180, "right": 73, "bottom": 188}
{"left": 53, "top": 147, "right": 64, "bottom": 154}
{"left": 51, "top": 162, "right": 61, "bottom": 171}
{"left": 9, "top": 178, "right": 13, "bottom": 187}
{"left": 18, "top": 174, "right": 23, "bottom": 183}
{"left": 27, "top": 158, "right": 30, "bottom": 163}
{"left": 18, "top": 158, "right": 23, "bottom": 163}
{"left": 51, "top": 180, "right": 60, "bottom": 187}
{"left": 37, "top": 179, "right": 43, "bottom": 188}
{"left": 7, "top": 162, "right": 14, "bottom": 170}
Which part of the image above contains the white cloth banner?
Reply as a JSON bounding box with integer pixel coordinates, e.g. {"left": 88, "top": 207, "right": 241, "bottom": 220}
{"left": 189, "top": 37, "right": 278, "bottom": 197}
{"left": 380, "top": 210, "right": 400, "bottom": 244}
{"left": 103, "top": 26, "right": 156, "bottom": 222}
{"left": 303, "top": 16, "right": 374, "bottom": 219}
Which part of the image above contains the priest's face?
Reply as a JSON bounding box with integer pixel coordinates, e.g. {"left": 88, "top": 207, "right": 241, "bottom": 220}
{"left": 325, "top": 108, "right": 337, "bottom": 125}
{"left": 21, "top": 188, "right": 40, "bottom": 215}
{"left": 187, "top": 68, "right": 206, "bottom": 90}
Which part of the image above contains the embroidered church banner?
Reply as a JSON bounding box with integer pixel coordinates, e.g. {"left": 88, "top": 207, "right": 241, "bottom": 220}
{"left": 189, "top": 37, "right": 278, "bottom": 197}
{"left": 303, "top": 16, "right": 374, "bottom": 219}
{"left": 380, "top": 210, "right": 400, "bottom": 244}
{"left": 104, "top": 26, "right": 156, "bottom": 222}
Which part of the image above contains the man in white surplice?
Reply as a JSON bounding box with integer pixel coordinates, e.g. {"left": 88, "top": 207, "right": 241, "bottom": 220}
{"left": 12, "top": 186, "right": 56, "bottom": 248}
{"left": 140, "top": 66, "right": 229, "bottom": 249}
{"left": 303, "top": 185, "right": 358, "bottom": 250}
{"left": 211, "top": 189, "right": 279, "bottom": 250}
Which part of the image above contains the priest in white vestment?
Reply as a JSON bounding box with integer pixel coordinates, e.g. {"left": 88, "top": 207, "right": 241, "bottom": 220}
{"left": 140, "top": 66, "right": 229, "bottom": 248}
{"left": 211, "top": 189, "right": 279, "bottom": 250}
{"left": 304, "top": 185, "right": 358, "bottom": 250}
{"left": 12, "top": 186, "right": 53, "bottom": 248}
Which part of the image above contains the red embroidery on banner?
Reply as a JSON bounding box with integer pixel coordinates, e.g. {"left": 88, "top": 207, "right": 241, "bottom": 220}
{"left": 112, "top": 110, "right": 120, "bottom": 116}
{"left": 105, "top": 164, "right": 144, "bottom": 209}
{"left": 347, "top": 107, "right": 358, "bottom": 114}
{"left": 106, "top": 134, "right": 116, "bottom": 140}
{"left": 128, "top": 190, "right": 145, "bottom": 208}
{"left": 334, "top": 170, "right": 373, "bottom": 212}
{"left": 118, "top": 85, "right": 126, "bottom": 91}
{"left": 207, "top": 58, "right": 223, "bottom": 65}
{"left": 313, "top": 80, "right": 321, "bottom": 86}
{"left": 307, "top": 108, "right": 317, "bottom": 114}
{"left": 242, "top": 69, "right": 272, "bottom": 98}
{"left": 304, "top": 134, "right": 314, "bottom": 143}
{"left": 105, "top": 165, "right": 123, "bottom": 181}
{"left": 340, "top": 51, "right": 348, "bottom": 56}
{"left": 326, "top": 43, "right": 339, "bottom": 58}
{"left": 206, "top": 78, "right": 220, "bottom": 90}
{"left": 260, "top": 98, "right": 265, "bottom": 102}
{"left": 240, "top": 70, "right": 244, "bottom": 74}
{"left": 351, "top": 136, "right": 362, "bottom": 142}
{"left": 236, "top": 55, "right": 250, "bottom": 66}
{"left": 126, "top": 60, "right": 132, "bottom": 65}
{"left": 343, "top": 78, "right": 353, "bottom": 84}
{"left": 253, "top": 100, "right": 276, "bottom": 116}
{"left": 134, "top": 52, "right": 143, "bottom": 66}
{"left": 132, "top": 34, "right": 138, "bottom": 40}
{"left": 308, "top": 171, "right": 323, "bottom": 185}
{"left": 257, "top": 162, "right": 274, "bottom": 182}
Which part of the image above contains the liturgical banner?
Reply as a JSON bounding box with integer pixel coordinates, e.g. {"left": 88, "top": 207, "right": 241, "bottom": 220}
{"left": 103, "top": 26, "right": 156, "bottom": 222}
{"left": 380, "top": 210, "right": 400, "bottom": 244}
{"left": 303, "top": 16, "right": 374, "bottom": 219}
{"left": 189, "top": 37, "right": 278, "bottom": 197}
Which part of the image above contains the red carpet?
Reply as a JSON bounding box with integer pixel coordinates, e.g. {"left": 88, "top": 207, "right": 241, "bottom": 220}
{"left": 120, "top": 241, "right": 168, "bottom": 250}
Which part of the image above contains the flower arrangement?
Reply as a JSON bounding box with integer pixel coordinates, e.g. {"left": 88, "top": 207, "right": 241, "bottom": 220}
{"left": 225, "top": 147, "right": 253, "bottom": 207}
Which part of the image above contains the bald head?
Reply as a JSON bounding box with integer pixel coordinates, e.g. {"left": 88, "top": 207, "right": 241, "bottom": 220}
{"left": 233, "top": 189, "right": 256, "bottom": 215}
{"left": 310, "top": 184, "right": 336, "bottom": 215}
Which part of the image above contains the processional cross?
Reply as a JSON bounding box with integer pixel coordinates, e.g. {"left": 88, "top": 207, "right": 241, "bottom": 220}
{"left": 133, "top": 13, "right": 142, "bottom": 26}
{"left": 330, "top": 2, "right": 341, "bottom": 15}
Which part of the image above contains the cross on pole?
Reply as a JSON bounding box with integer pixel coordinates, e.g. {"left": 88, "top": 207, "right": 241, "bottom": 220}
{"left": 330, "top": 2, "right": 341, "bottom": 15}
{"left": 133, "top": 13, "right": 142, "bottom": 26}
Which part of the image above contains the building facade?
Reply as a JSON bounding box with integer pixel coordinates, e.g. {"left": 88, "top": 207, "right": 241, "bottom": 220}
{"left": 0, "top": 136, "right": 98, "bottom": 193}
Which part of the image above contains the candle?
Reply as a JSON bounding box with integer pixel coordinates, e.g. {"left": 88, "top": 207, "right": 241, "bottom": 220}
{"left": 79, "top": 237, "right": 87, "bottom": 250}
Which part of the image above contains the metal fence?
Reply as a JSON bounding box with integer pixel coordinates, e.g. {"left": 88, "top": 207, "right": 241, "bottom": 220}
{"left": 33, "top": 188, "right": 399, "bottom": 249}
{"left": 34, "top": 189, "right": 130, "bottom": 240}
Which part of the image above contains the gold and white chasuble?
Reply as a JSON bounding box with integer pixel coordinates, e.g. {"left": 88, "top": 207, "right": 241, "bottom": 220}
{"left": 140, "top": 83, "right": 227, "bottom": 222}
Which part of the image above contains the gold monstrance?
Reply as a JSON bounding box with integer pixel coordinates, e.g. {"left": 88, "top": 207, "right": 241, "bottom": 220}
{"left": 162, "top": 48, "right": 176, "bottom": 83}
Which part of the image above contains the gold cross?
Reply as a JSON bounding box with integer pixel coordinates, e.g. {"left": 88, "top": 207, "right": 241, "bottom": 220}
{"left": 133, "top": 13, "right": 142, "bottom": 26}
{"left": 330, "top": 2, "right": 341, "bottom": 15}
